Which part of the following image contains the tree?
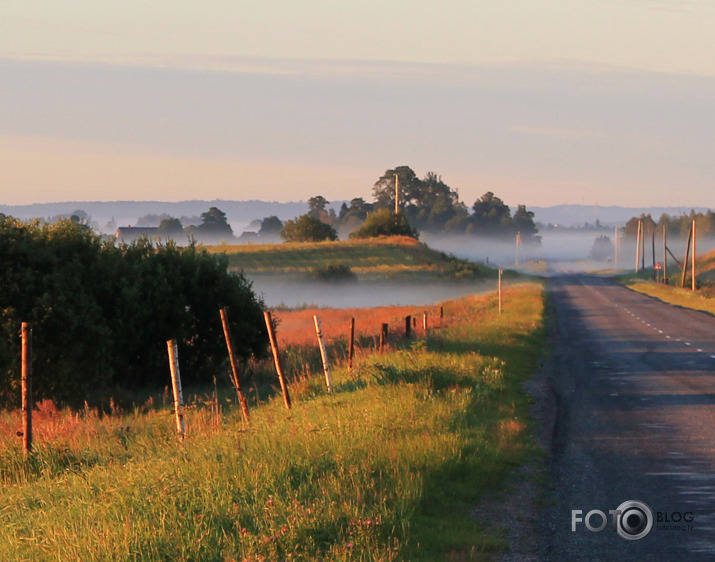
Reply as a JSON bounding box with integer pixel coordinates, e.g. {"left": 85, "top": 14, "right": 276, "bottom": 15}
{"left": 157, "top": 217, "right": 185, "bottom": 239}
{"left": 308, "top": 196, "right": 329, "bottom": 220}
{"left": 258, "top": 216, "right": 283, "bottom": 238}
{"left": 372, "top": 166, "right": 420, "bottom": 211}
{"left": 349, "top": 209, "right": 419, "bottom": 239}
{"left": 512, "top": 205, "right": 542, "bottom": 246}
{"left": 195, "top": 207, "right": 234, "bottom": 239}
{"left": 470, "top": 192, "right": 513, "bottom": 236}
{"left": 590, "top": 235, "right": 614, "bottom": 261}
{"left": 280, "top": 214, "right": 338, "bottom": 242}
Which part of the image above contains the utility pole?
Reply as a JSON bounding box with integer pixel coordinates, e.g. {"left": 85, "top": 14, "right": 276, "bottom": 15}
{"left": 394, "top": 174, "right": 400, "bottom": 215}
{"left": 692, "top": 219, "right": 697, "bottom": 291}
{"left": 635, "top": 220, "right": 641, "bottom": 272}
{"left": 515, "top": 232, "right": 521, "bottom": 267}
{"left": 614, "top": 226, "right": 619, "bottom": 268}
{"left": 663, "top": 224, "right": 668, "bottom": 284}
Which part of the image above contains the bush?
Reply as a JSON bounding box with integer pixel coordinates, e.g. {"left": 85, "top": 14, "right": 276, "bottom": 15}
{"left": 281, "top": 215, "right": 338, "bottom": 242}
{"left": 308, "top": 263, "right": 356, "bottom": 282}
{"left": 0, "top": 217, "right": 267, "bottom": 408}
{"left": 350, "top": 210, "right": 418, "bottom": 239}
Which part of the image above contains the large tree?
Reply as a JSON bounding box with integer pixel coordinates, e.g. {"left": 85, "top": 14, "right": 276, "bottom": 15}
{"left": 195, "top": 207, "right": 234, "bottom": 239}
{"left": 470, "top": 192, "right": 513, "bottom": 235}
{"left": 372, "top": 166, "right": 421, "bottom": 212}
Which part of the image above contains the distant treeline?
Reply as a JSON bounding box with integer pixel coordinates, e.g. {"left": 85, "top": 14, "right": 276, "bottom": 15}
{"left": 623, "top": 210, "right": 715, "bottom": 239}
{"left": 0, "top": 215, "right": 267, "bottom": 408}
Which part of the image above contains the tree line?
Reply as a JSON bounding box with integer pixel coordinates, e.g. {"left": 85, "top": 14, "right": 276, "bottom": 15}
{"left": 0, "top": 215, "right": 266, "bottom": 408}
{"left": 261, "top": 165, "right": 541, "bottom": 244}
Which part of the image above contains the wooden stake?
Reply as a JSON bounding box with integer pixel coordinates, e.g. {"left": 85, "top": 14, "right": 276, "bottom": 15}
{"left": 166, "top": 339, "right": 186, "bottom": 437}
{"left": 439, "top": 306, "right": 444, "bottom": 319}
{"left": 379, "top": 323, "right": 388, "bottom": 352}
{"left": 264, "top": 311, "right": 291, "bottom": 409}
{"left": 313, "top": 315, "right": 332, "bottom": 392}
{"left": 681, "top": 226, "right": 692, "bottom": 288}
{"left": 405, "top": 315, "right": 411, "bottom": 338}
{"left": 348, "top": 318, "right": 355, "bottom": 372}
{"left": 219, "top": 308, "right": 250, "bottom": 423}
{"left": 692, "top": 219, "right": 697, "bottom": 291}
{"left": 498, "top": 269, "right": 503, "bottom": 314}
{"left": 21, "top": 322, "right": 32, "bottom": 456}
{"left": 422, "top": 312, "right": 428, "bottom": 334}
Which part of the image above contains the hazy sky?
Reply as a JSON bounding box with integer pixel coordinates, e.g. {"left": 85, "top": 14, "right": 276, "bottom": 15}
{"left": 1, "top": 1, "right": 714, "bottom": 207}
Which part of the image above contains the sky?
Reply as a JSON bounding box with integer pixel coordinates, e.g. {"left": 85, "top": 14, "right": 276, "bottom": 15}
{"left": 1, "top": 0, "right": 714, "bottom": 208}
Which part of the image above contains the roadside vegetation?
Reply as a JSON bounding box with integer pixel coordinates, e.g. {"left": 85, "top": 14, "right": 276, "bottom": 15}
{"left": 0, "top": 283, "right": 545, "bottom": 560}
{"left": 617, "top": 248, "right": 715, "bottom": 315}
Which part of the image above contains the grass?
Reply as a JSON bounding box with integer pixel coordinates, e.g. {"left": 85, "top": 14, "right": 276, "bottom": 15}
{"left": 0, "top": 283, "right": 545, "bottom": 560}
{"left": 617, "top": 248, "right": 715, "bottom": 315}
{"left": 207, "top": 236, "right": 491, "bottom": 281}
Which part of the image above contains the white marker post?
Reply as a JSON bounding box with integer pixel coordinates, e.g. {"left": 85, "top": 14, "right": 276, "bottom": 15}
{"left": 313, "top": 315, "right": 332, "bottom": 393}
{"left": 166, "top": 340, "right": 186, "bottom": 437}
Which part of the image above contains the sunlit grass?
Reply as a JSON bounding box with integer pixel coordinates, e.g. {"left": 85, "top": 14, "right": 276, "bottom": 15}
{"left": 0, "top": 283, "right": 545, "bottom": 560}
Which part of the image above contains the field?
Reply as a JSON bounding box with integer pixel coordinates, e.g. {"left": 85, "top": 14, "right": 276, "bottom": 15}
{"left": 0, "top": 282, "right": 545, "bottom": 560}
{"left": 207, "top": 236, "right": 490, "bottom": 281}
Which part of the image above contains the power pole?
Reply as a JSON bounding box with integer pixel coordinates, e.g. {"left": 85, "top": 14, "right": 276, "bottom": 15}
{"left": 635, "top": 220, "right": 641, "bottom": 272}
{"left": 515, "top": 232, "right": 521, "bottom": 267}
{"left": 394, "top": 174, "right": 400, "bottom": 215}
{"left": 692, "top": 219, "right": 697, "bottom": 291}
{"left": 663, "top": 224, "right": 668, "bottom": 284}
{"left": 614, "top": 226, "right": 619, "bottom": 268}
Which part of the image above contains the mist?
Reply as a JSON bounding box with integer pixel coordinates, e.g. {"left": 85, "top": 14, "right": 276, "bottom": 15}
{"left": 247, "top": 276, "right": 497, "bottom": 309}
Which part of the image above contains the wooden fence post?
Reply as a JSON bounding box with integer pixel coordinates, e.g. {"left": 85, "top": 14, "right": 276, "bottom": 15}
{"left": 498, "top": 269, "right": 503, "bottom": 315}
{"left": 219, "top": 308, "right": 250, "bottom": 423}
{"left": 166, "top": 339, "right": 186, "bottom": 437}
{"left": 422, "top": 312, "right": 428, "bottom": 334}
{"left": 313, "top": 315, "right": 332, "bottom": 392}
{"left": 348, "top": 318, "right": 355, "bottom": 372}
{"left": 380, "top": 323, "right": 388, "bottom": 352}
{"left": 21, "top": 323, "right": 32, "bottom": 456}
{"left": 264, "top": 311, "right": 291, "bottom": 409}
{"left": 405, "top": 315, "right": 411, "bottom": 338}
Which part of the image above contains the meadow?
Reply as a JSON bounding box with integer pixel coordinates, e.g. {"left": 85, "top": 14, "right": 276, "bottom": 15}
{"left": 207, "top": 236, "right": 489, "bottom": 281}
{"left": 0, "top": 282, "right": 545, "bottom": 560}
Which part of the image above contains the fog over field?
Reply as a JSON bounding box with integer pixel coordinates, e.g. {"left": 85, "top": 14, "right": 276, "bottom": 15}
{"left": 247, "top": 276, "right": 497, "bottom": 309}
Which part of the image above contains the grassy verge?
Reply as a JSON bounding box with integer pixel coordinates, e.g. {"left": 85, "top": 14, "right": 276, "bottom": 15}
{"left": 0, "top": 283, "right": 545, "bottom": 560}
{"left": 622, "top": 281, "right": 715, "bottom": 316}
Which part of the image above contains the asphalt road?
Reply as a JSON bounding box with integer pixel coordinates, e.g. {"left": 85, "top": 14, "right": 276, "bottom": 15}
{"left": 541, "top": 274, "right": 715, "bottom": 560}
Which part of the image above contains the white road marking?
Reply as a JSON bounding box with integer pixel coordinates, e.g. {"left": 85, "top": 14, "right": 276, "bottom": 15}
{"left": 685, "top": 342, "right": 692, "bottom": 346}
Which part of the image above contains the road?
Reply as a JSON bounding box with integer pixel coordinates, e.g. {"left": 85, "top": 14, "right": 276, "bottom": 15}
{"left": 540, "top": 274, "right": 715, "bottom": 560}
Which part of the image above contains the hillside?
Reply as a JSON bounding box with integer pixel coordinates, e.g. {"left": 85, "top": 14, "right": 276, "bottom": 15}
{"left": 207, "top": 236, "right": 490, "bottom": 281}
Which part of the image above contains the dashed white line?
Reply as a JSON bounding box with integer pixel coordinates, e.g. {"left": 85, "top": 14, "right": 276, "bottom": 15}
{"left": 685, "top": 342, "right": 692, "bottom": 346}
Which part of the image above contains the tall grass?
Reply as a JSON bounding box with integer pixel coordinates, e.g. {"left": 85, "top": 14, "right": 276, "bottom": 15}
{"left": 0, "top": 283, "right": 544, "bottom": 560}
